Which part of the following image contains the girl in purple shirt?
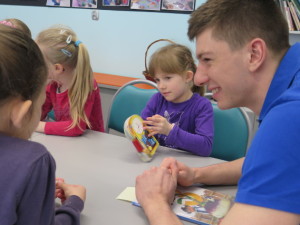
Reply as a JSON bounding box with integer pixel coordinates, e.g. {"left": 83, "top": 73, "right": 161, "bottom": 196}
{"left": 142, "top": 43, "right": 214, "bottom": 156}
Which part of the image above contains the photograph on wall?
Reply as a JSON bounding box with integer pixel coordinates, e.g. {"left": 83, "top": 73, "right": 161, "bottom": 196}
{"left": 161, "top": 0, "right": 194, "bottom": 11}
{"left": 72, "top": 0, "right": 97, "bottom": 8}
{"left": 46, "top": 0, "right": 70, "bottom": 7}
{"left": 130, "top": 0, "right": 161, "bottom": 10}
{"left": 103, "top": 0, "right": 129, "bottom": 6}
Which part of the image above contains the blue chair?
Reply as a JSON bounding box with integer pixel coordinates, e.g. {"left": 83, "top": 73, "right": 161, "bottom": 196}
{"left": 105, "top": 79, "right": 158, "bottom": 133}
{"left": 210, "top": 102, "right": 252, "bottom": 161}
{"left": 47, "top": 110, "right": 56, "bottom": 121}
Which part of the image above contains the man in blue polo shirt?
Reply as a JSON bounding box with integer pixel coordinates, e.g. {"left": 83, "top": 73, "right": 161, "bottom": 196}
{"left": 135, "top": 0, "right": 300, "bottom": 224}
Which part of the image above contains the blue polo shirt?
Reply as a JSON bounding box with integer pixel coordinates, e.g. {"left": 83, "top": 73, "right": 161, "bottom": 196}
{"left": 235, "top": 43, "right": 300, "bottom": 214}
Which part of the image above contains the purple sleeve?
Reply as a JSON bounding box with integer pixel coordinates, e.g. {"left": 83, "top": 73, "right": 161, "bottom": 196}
{"left": 17, "top": 147, "right": 83, "bottom": 225}
{"left": 165, "top": 99, "right": 214, "bottom": 156}
{"left": 141, "top": 93, "right": 160, "bottom": 119}
{"left": 15, "top": 150, "right": 56, "bottom": 225}
{"left": 55, "top": 195, "right": 84, "bottom": 225}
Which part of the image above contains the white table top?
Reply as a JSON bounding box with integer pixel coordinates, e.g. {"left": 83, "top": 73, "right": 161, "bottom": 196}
{"left": 31, "top": 130, "right": 237, "bottom": 225}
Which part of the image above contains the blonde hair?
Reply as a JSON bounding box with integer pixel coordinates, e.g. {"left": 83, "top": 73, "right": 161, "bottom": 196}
{"left": 36, "top": 25, "right": 94, "bottom": 130}
{"left": 148, "top": 43, "right": 205, "bottom": 96}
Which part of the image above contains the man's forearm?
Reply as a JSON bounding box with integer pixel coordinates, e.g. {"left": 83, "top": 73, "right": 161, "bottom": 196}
{"left": 193, "top": 157, "right": 244, "bottom": 185}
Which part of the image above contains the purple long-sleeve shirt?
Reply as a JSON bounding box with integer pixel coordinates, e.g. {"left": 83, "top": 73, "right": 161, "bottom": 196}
{"left": 141, "top": 93, "right": 214, "bottom": 156}
{"left": 0, "top": 134, "right": 83, "bottom": 225}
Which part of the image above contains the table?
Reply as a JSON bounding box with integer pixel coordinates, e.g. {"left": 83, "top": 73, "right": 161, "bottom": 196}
{"left": 31, "top": 130, "right": 237, "bottom": 225}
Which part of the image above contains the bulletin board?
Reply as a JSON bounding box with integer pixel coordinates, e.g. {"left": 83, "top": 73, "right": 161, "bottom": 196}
{"left": 0, "top": 0, "right": 44, "bottom": 6}
{"left": 0, "top": 0, "right": 194, "bottom": 13}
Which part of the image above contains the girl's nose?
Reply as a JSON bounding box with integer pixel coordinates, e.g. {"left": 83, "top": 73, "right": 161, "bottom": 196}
{"left": 158, "top": 81, "right": 166, "bottom": 89}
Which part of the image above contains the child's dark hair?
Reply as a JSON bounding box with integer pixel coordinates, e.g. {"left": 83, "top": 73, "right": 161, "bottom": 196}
{"left": 0, "top": 24, "right": 47, "bottom": 105}
{"left": 7, "top": 18, "right": 32, "bottom": 37}
{"left": 0, "top": 18, "right": 32, "bottom": 37}
{"left": 148, "top": 43, "right": 205, "bottom": 96}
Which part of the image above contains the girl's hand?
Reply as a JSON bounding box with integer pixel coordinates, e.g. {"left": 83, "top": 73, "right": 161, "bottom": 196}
{"left": 36, "top": 121, "right": 45, "bottom": 133}
{"left": 55, "top": 178, "right": 66, "bottom": 203}
{"left": 56, "top": 180, "right": 86, "bottom": 202}
{"left": 143, "top": 114, "right": 174, "bottom": 136}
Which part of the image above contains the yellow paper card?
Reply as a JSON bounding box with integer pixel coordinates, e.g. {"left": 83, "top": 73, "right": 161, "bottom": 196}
{"left": 116, "top": 187, "right": 137, "bottom": 202}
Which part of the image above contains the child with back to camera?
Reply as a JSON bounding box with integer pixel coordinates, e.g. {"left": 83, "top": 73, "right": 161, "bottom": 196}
{"left": 35, "top": 25, "right": 104, "bottom": 136}
{"left": 0, "top": 24, "right": 85, "bottom": 225}
{"left": 141, "top": 43, "right": 214, "bottom": 156}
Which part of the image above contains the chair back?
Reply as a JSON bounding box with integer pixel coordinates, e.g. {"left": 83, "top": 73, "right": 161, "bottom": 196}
{"left": 211, "top": 102, "right": 251, "bottom": 161}
{"left": 106, "top": 80, "right": 158, "bottom": 133}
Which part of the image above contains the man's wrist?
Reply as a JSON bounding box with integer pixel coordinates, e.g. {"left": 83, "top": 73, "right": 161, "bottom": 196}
{"left": 192, "top": 167, "right": 204, "bottom": 184}
{"left": 142, "top": 199, "right": 172, "bottom": 219}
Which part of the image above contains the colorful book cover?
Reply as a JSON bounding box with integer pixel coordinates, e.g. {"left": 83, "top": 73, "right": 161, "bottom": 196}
{"left": 117, "top": 186, "right": 234, "bottom": 225}
{"left": 124, "top": 114, "right": 159, "bottom": 162}
{"left": 172, "top": 186, "right": 234, "bottom": 225}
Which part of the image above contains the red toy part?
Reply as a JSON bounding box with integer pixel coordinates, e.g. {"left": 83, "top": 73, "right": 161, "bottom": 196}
{"left": 132, "top": 139, "right": 144, "bottom": 153}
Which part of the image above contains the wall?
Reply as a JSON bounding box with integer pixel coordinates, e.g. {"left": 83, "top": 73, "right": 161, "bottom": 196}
{"left": 1, "top": 3, "right": 300, "bottom": 79}
{"left": 0, "top": 2, "right": 205, "bottom": 78}
{"left": 289, "top": 33, "right": 300, "bottom": 45}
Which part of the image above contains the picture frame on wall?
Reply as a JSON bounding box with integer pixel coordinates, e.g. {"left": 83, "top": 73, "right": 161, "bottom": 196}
{"left": 46, "top": 0, "right": 71, "bottom": 7}
{"left": 103, "top": 0, "right": 129, "bottom": 6}
{"left": 161, "top": 0, "right": 194, "bottom": 11}
{"left": 72, "top": 0, "right": 97, "bottom": 8}
{"left": 130, "top": 0, "right": 161, "bottom": 11}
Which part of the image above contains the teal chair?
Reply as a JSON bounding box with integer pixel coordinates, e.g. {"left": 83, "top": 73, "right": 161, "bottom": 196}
{"left": 210, "top": 102, "right": 252, "bottom": 161}
{"left": 47, "top": 110, "right": 55, "bottom": 121}
{"left": 105, "top": 80, "right": 158, "bottom": 133}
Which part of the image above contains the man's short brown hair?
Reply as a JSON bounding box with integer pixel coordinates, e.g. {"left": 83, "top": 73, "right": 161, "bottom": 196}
{"left": 188, "top": 0, "right": 290, "bottom": 54}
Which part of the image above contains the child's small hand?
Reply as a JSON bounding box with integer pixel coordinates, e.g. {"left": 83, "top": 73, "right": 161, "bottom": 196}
{"left": 36, "top": 121, "right": 46, "bottom": 133}
{"left": 55, "top": 178, "right": 66, "bottom": 203}
{"left": 143, "top": 114, "right": 174, "bottom": 136}
{"left": 56, "top": 180, "right": 86, "bottom": 202}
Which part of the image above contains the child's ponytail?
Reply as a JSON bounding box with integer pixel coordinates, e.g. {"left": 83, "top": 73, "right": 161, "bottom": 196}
{"left": 68, "top": 42, "right": 94, "bottom": 130}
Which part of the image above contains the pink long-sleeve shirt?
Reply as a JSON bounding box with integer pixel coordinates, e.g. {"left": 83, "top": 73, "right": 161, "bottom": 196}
{"left": 41, "top": 80, "right": 104, "bottom": 136}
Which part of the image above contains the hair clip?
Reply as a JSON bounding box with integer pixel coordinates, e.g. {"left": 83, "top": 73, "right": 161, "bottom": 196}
{"left": 66, "top": 35, "right": 72, "bottom": 44}
{"left": 74, "top": 40, "right": 82, "bottom": 47}
{"left": 61, "top": 49, "right": 72, "bottom": 57}
{"left": 0, "top": 20, "right": 16, "bottom": 28}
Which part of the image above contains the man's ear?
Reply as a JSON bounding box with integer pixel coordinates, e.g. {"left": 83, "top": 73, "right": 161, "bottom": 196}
{"left": 11, "top": 100, "right": 32, "bottom": 128}
{"left": 247, "top": 38, "right": 266, "bottom": 72}
{"left": 185, "top": 70, "right": 194, "bottom": 82}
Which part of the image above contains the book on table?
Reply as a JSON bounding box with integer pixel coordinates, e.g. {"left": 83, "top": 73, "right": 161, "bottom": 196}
{"left": 117, "top": 186, "right": 234, "bottom": 225}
